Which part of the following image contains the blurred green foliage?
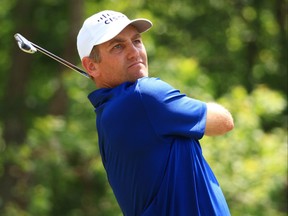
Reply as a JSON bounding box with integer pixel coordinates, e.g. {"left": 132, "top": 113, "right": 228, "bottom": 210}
{"left": 0, "top": 0, "right": 287, "bottom": 215}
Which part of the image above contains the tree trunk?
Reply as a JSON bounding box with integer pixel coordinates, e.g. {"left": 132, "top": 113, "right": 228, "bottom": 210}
{"left": 48, "top": 0, "right": 85, "bottom": 116}
{"left": 2, "top": 1, "right": 35, "bottom": 145}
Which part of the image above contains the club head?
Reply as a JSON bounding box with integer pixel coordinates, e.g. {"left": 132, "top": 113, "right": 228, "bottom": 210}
{"left": 14, "top": 33, "right": 37, "bottom": 54}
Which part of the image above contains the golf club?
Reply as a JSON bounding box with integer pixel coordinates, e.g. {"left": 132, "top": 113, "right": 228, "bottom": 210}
{"left": 14, "top": 33, "right": 91, "bottom": 79}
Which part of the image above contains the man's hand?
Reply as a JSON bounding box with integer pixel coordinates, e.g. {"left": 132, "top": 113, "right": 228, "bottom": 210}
{"left": 205, "top": 102, "right": 234, "bottom": 136}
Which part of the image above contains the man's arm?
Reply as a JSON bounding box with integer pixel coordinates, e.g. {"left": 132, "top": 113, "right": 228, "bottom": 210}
{"left": 204, "top": 102, "right": 234, "bottom": 136}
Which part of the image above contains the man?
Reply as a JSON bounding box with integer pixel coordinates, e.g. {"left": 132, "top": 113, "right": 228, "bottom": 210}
{"left": 77, "top": 10, "right": 234, "bottom": 216}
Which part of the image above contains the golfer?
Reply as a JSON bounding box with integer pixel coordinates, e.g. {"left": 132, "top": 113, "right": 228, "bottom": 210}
{"left": 77, "top": 10, "right": 234, "bottom": 216}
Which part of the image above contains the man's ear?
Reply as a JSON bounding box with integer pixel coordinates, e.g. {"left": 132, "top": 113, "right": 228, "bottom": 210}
{"left": 82, "top": 57, "right": 100, "bottom": 78}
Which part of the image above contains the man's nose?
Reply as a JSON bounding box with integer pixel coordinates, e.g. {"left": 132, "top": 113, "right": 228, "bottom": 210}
{"left": 127, "top": 43, "right": 140, "bottom": 60}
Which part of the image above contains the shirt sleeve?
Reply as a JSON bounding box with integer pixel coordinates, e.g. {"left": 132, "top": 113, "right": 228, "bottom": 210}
{"left": 137, "top": 77, "right": 207, "bottom": 140}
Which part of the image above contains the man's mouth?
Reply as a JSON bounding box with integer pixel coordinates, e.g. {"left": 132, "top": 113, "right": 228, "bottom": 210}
{"left": 128, "top": 61, "right": 144, "bottom": 69}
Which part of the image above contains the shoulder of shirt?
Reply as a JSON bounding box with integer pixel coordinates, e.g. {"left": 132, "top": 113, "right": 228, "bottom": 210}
{"left": 136, "top": 77, "right": 173, "bottom": 94}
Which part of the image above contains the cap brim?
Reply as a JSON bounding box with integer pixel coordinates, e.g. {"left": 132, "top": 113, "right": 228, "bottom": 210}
{"left": 130, "top": 18, "right": 153, "bottom": 33}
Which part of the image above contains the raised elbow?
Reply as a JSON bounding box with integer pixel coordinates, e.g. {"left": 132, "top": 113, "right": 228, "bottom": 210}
{"left": 205, "top": 103, "right": 234, "bottom": 136}
{"left": 216, "top": 111, "right": 234, "bottom": 135}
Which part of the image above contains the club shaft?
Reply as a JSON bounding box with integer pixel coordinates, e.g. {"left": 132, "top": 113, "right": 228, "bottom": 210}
{"left": 31, "top": 42, "right": 90, "bottom": 79}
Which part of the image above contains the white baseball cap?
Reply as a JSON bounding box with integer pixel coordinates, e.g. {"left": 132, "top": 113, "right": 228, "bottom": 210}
{"left": 77, "top": 10, "right": 153, "bottom": 60}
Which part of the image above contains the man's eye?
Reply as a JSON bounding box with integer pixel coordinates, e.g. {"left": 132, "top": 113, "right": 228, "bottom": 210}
{"left": 114, "top": 44, "right": 122, "bottom": 49}
{"left": 134, "top": 39, "right": 142, "bottom": 44}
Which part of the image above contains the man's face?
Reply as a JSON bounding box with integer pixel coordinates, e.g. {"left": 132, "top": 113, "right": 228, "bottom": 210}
{"left": 95, "top": 25, "right": 148, "bottom": 88}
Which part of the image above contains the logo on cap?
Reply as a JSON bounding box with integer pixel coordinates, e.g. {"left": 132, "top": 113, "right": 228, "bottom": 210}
{"left": 97, "top": 12, "right": 126, "bottom": 25}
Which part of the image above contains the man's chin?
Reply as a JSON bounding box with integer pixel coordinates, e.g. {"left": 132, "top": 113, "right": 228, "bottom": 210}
{"left": 129, "top": 68, "right": 148, "bottom": 78}
{"left": 136, "top": 72, "right": 148, "bottom": 79}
